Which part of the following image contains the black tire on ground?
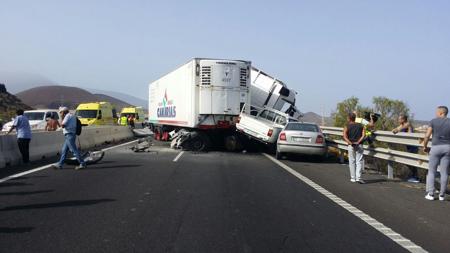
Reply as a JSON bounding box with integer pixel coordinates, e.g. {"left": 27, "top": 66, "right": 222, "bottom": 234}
{"left": 224, "top": 135, "right": 243, "bottom": 152}
{"left": 276, "top": 150, "right": 283, "bottom": 160}
{"left": 189, "top": 131, "right": 211, "bottom": 152}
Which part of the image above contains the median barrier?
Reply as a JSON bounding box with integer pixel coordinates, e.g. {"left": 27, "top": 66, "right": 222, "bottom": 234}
{"left": 0, "top": 126, "right": 133, "bottom": 169}
{"left": 320, "top": 126, "right": 430, "bottom": 179}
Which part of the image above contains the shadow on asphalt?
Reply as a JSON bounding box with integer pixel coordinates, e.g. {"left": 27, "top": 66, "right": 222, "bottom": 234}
{"left": 0, "top": 190, "right": 54, "bottom": 196}
{"left": 0, "top": 227, "right": 34, "bottom": 234}
{"left": 0, "top": 182, "right": 33, "bottom": 188}
{"left": 281, "top": 154, "right": 338, "bottom": 164}
{"left": 0, "top": 199, "right": 115, "bottom": 212}
{"left": 362, "top": 179, "right": 388, "bottom": 184}
{"left": 9, "top": 176, "right": 49, "bottom": 180}
{"left": 83, "top": 164, "right": 142, "bottom": 170}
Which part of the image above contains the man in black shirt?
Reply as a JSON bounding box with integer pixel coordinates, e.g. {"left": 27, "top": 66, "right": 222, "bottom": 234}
{"left": 343, "top": 113, "right": 366, "bottom": 184}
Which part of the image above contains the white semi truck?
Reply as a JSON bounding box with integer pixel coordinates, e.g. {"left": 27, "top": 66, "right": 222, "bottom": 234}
{"left": 148, "top": 58, "right": 251, "bottom": 151}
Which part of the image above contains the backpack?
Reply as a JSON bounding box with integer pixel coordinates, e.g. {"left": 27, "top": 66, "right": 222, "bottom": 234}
{"left": 76, "top": 117, "right": 82, "bottom": 136}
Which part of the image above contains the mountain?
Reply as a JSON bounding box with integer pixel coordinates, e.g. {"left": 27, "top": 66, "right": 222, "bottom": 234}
{"left": 93, "top": 93, "right": 133, "bottom": 111}
{"left": 0, "top": 84, "right": 33, "bottom": 122}
{"left": 301, "top": 112, "right": 332, "bottom": 126}
{"left": 87, "top": 88, "right": 147, "bottom": 109}
{"left": 16, "top": 85, "right": 133, "bottom": 111}
{"left": 0, "top": 71, "right": 57, "bottom": 94}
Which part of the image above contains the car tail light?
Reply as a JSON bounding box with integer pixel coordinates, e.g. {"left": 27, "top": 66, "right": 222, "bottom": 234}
{"left": 316, "top": 135, "right": 324, "bottom": 144}
{"left": 267, "top": 129, "right": 273, "bottom": 137}
{"left": 279, "top": 132, "right": 286, "bottom": 141}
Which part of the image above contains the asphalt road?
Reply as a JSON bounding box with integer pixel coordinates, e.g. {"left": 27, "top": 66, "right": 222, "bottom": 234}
{"left": 0, "top": 141, "right": 447, "bottom": 253}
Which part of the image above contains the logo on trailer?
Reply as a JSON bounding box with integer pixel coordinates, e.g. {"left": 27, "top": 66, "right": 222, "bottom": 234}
{"left": 157, "top": 90, "right": 176, "bottom": 118}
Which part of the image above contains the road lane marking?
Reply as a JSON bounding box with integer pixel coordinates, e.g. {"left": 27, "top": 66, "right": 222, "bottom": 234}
{"left": 0, "top": 165, "right": 52, "bottom": 183}
{"left": 263, "top": 153, "right": 428, "bottom": 253}
{"left": 0, "top": 139, "right": 140, "bottom": 184}
{"left": 173, "top": 151, "right": 184, "bottom": 162}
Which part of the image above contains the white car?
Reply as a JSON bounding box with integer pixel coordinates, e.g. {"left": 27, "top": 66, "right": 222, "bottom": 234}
{"left": 2, "top": 109, "right": 60, "bottom": 132}
{"left": 276, "top": 122, "right": 327, "bottom": 160}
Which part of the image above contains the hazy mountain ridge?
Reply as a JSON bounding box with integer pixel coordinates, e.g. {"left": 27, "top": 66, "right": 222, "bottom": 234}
{"left": 0, "top": 84, "right": 33, "bottom": 122}
{"left": 87, "top": 88, "right": 147, "bottom": 109}
{"left": 16, "top": 85, "right": 133, "bottom": 111}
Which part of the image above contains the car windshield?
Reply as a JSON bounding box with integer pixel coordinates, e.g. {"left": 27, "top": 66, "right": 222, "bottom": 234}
{"left": 76, "top": 110, "right": 98, "bottom": 119}
{"left": 285, "top": 123, "right": 320, "bottom": 132}
{"left": 24, "top": 112, "right": 45, "bottom": 121}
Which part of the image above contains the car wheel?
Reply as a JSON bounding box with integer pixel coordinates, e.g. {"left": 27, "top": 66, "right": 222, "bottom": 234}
{"left": 276, "top": 150, "right": 283, "bottom": 160}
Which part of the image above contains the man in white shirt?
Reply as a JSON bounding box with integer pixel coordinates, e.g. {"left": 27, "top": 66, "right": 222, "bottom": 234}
{"left": 52, "top": 107, "right": 86, "bottom": 170}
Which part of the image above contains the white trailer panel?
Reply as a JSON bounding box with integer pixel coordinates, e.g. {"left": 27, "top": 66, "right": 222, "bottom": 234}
{"left": 149, "top": 60, "right": 196, "bottom": 128}
{"left": 149, "top": 58, "right": 251, "bottom": 129}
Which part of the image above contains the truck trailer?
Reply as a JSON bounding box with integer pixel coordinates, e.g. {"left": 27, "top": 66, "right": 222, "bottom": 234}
{"left": 148, "top": 58, "right": 251, "bottom": 151}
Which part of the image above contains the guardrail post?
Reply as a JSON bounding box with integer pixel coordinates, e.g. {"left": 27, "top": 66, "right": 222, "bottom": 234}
{"left": 387, "top": 161, "right": 394, "bottom": 180}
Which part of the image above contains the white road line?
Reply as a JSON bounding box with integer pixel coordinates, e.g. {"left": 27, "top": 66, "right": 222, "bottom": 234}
{"left": 0, "top": 139, "right": 140, "bottom": 184}
{"left": 173, "top": 151, "right": 184, "bottom": 162}
{"left": 263, "top": 153, "right": 428, "bottom": 253}
{"left": 0, "top": 165, "right": 52, "bottom": 183}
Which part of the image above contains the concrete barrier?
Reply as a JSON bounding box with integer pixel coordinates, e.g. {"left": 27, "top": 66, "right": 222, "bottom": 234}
{"left": 0, "top": 126, "right": 134, "bottom": 168}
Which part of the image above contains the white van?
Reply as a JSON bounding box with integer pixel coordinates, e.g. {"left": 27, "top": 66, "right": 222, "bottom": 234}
{"left": 1, "top": 109, "right": 60, "bottom": 132}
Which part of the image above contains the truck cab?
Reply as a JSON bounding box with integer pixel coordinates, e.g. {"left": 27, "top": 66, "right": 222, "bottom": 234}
{"left": 75, "top": 102, "right": 117, "bottom": 126}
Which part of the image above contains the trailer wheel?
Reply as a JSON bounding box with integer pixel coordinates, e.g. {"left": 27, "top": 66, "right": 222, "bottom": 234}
{"left": 189, "top": 132, "right": 210, "bottom": 152}
{"left": 224, "top": 135, "right": 243, "bottom": 152}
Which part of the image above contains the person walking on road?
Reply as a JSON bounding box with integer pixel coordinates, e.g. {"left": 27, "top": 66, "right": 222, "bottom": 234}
{"left": 343, "top": 113, "right": 366, "bottom": 184}
{"left": 6, "top": 109, "right": 32, "bottom": 164}
{"left": 392, "top": 115, "right": 420, "bottom": 183}
{"left": 423, "top": 106, "right": 450, "bottom": 201}
{"left": 52, "top": 107, "right": 86, "bottom": 170}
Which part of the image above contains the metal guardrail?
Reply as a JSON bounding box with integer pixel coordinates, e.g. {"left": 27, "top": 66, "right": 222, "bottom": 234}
{"left": 320, "top": 126, "right": 430, "bottom": 179}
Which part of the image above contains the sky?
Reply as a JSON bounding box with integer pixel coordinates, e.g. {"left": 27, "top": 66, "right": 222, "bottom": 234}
{"left": 0, "top": 0, "right": 449, "bottom": 120}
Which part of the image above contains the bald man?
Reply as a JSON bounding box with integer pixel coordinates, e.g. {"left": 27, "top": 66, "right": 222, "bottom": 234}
{"left": 423, "top": 106, "right": 450, "bottom": 201}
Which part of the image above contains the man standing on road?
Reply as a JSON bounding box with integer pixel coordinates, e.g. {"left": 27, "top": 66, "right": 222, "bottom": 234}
{"left": 6, "top": 109, "right": 32, "bottom": 164}
{"left": 423, "top": 106, "right": 450, "bottom": 201}
{"left": 392, "top": 115, "right": 420, "bottom": 183}
{"left": 52, "top": 107, "right": 86, "bottom": 170}
{"left": 45, "top": 115, "right": 60, "bottom": 131}
{"left": 343, "top": 113, "right": 366, "bottom": 184}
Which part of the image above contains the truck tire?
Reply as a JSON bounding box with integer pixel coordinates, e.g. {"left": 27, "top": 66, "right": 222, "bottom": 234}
{"left": 188, "top": 131, "right": 211, "bottom": 152}
{"left": 224, "top": 135, "right": 243, "bottom": 152}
